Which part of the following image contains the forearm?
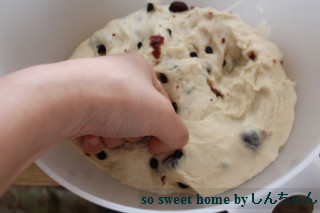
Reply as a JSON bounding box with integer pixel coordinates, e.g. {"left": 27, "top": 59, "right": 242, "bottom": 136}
{"left": 0, "top": 63, "right": 89, "bottom": 193}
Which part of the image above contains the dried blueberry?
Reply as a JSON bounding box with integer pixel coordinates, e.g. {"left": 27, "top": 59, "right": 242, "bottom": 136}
{"left": 173, "top": 150, "right": 183, "bottom": 158}
{"left": 240, "top": 130, "right": 263, "bottom": 150}
{"left": 137, "top": 41, "right": 143, "bottom": 49}
{"left": 97, "top": 44, "right": 106, "bottom": 56}
{"left": 172, "top": 102, "right": 178, "bottom": 112}
{"left": 149, "top": 157, "right": 158, "bottom": 169}
{"left": 96, "top": 151, "right": 107, "bottom": 160}
{"left": 147, "top": 3, "right": 154, "bottom": 12}
{"left": 162, "top": 149, "right": 183, "bottom": 169}
{"left": 190, "top": 52, "right": 197, "bottom": 57}
{"left": 205, "top": 46, "right": 213, "bottom": 54}
{"left": 158, "top": 73, "right": 168, "bottom": 83}
{"left": 167, "top": 28, "right": 172, "bottom": 36}
{"left": 177, "top": 182, "right": 189, "bottom": 189}
{"left": 222, "top": 60, "right": 226, "bottom": 67}
{"left": 207, "top": 65, "right": 211, "bottom": 73}
{"left": 169, "top": 1, "right": 189, "bottom": 13}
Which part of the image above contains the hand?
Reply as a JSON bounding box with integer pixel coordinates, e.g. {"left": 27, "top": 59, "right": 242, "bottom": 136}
{"left": 64, "top": 53, "right": 189, "bottom": 154}
{"left": 0, "top": 53, "right": 189, "bottom": 194}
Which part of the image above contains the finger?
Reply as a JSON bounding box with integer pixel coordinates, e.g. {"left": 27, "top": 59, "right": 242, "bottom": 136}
{"left": 79, "top": 135, "right": 105, "bottom": 155}
{"left": 148, "top": 95, "right": 189, "bottom": 155}
{"left": 124, "top": 137, "right": 144, "bottom": 142}
{"left": 76, "top": 136, "right": 84, "bottom": 143}
{"left": 102, "top": 137, "right": 126, "bottom": 149}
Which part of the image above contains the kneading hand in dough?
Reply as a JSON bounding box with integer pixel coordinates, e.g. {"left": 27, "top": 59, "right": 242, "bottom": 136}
{"left": 0, "top": 53, "right": 188, "bottom": 195}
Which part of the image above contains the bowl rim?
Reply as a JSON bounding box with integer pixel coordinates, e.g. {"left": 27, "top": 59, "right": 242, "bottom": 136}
{"left": 36, "top": 138, "right": 320, "bottom": 212}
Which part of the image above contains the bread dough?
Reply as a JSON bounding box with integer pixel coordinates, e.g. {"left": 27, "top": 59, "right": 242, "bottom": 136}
{"left": 70, "top": 2, "right": 297, "bottom": 196}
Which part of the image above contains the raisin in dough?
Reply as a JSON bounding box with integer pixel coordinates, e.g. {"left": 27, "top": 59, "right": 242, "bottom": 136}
{"left": 69, "top": 3, "right": 297, "bottom": 196}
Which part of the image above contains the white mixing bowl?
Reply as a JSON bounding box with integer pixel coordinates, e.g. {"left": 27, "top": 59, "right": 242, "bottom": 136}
{"left": 1, "top": 0, "right": 320, "bottom": 212}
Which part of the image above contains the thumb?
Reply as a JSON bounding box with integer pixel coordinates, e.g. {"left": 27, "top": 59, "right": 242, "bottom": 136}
{"left": 148, "top": 97, "right": 189, "bottom": 155}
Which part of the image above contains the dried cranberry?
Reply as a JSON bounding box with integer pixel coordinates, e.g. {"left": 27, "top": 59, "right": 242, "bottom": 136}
{"left": 207, "top": 80, "right": 223, "bottom": 98}
{"left": 149, "top": 35, "right": 164, "bottom": 59}
{"left": 210, "top": 86, "right": 223, "bottom": 98}
{"left": 169, "top": 1, "right": 188, "bottom": 13}
{"left": 248, "top": 51, "right": 256, "bottom": 60}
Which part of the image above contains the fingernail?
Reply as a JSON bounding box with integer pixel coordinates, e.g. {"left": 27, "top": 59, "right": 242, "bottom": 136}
{"left": 89, "top": 138, "right": 99, "bottom": 146}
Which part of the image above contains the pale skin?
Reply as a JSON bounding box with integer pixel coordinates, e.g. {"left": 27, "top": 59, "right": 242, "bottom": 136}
{"left": 0, "top": 53, "right": 189, "bottom": 195}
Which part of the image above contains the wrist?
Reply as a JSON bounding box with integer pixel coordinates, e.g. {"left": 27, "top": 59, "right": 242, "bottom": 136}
{"left": 27, "top": 62, "right": 98, "bottom": 141}
{"left": 0, "top": 62, "right": 92, "bottom": 148}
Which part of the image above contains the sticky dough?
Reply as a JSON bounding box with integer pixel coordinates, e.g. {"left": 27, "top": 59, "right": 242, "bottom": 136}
{"left": 70, "top": 3, "right": 297, "bottom": 196}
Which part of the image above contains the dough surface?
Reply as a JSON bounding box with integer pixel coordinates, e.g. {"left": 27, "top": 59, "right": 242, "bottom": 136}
{"left": 70, "top": 2, "right": 297, "bottom": 196}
